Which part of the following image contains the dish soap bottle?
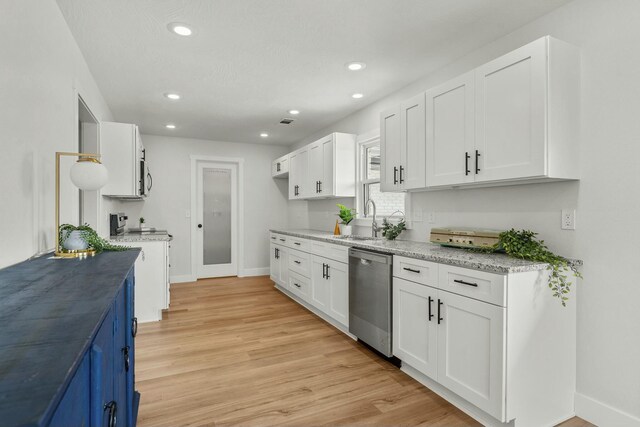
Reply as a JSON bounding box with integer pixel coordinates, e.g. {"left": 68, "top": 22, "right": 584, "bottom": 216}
{"left": 334, "top": 220, "right": 341, "bottom": 236}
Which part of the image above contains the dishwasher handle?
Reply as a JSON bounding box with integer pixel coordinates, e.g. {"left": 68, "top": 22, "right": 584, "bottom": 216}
{"left": 349, "top": 248, "right": 392, "bottom": 265}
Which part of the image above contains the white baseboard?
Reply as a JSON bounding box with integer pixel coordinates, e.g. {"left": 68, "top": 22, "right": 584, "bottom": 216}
{"left": 575, "top": 392, "right": 640, "bottom": 427}
{"left": 170, "top": 274, "right": 197, "bottom": 283}
{"left": 238, "top": 267, "right": 269, "bottom": 277}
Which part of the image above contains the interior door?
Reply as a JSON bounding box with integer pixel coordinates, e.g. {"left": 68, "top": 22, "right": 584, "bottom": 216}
{"left": 392, "top": 278, "right": 438, "bottom": 379}
{"left": 196, "top": 162, "right": 238, "bottom": 278}
{"left": 437, "top": 290, "right": 506, "bottom": 420}
{"left": 380, "top": 107, "right": 401, "bottom": 192}
{"left": 426, "top": 71, "right": 476, "bottom": 187}
{"left": 400, "top": 93, "right": 426, "bottom": 190}
{"left": 475, "top": 37, "right": 547, "bottom": 182}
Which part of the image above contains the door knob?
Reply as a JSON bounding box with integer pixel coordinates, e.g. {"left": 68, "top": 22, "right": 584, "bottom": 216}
{"left": 197, "top": 224, "right": 203, "bottom": 228}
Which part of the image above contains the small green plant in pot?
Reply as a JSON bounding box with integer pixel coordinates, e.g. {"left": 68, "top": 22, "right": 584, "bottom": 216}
{"left": 336, "top": 204, "right": 356, "bottom": 236}
{"left": 59, "top": 224, "right": 130, "bottom": 253}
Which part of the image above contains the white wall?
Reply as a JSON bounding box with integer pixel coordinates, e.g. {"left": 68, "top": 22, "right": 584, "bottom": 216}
{"left": 0, "top": 0, "right": 113, "bottom": 268}
{"left": 288, "top": 0, "right": 640, "bottom": 424}
{"left": 114, "top": 135, "right": 289, "bottom": 280}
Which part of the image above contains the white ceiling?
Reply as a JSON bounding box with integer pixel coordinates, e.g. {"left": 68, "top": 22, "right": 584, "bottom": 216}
{"left": 56, "top": 0, "right": 572, "bottom": 146}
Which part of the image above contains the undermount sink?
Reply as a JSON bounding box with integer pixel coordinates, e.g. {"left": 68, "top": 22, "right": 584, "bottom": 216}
{"left": 334, "top": 235, "right": 383, "bottom": 242}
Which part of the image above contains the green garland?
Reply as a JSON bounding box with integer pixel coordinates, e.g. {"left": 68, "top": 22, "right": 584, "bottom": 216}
{"left": 59, "top": 224, "right": 130, "bottom": 253}
{"left": 482, "top": 229, "right": 581, "bottom": 306}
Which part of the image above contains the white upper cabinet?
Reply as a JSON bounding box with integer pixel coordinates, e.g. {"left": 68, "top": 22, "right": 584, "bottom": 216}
{"left": 380, "top": 107, "right": 401, "bottom": 192}
{"left": 101, "top": 122, "right": 145, "bottom": 198}
{"left": 426, "top": 71, "right": 476, "bottom": 187}
{"left": 400, "top": 93, "right": 426, "bottom": 190}
{"left": 271, "top": 154, "right": 289, "bottom": 178}
{"left": 288, "top": 147, "right": 309, "bottom": 199}
{"left": 291, "top": 132, "right": 356, "bottom": 200}
{"left": 380, "top": 97, "right": 426, "bottom": 192}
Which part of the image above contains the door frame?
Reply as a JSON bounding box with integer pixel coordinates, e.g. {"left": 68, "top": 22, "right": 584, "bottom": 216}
{"left": 190, "top": 155, "right": 245, "bottom": 279}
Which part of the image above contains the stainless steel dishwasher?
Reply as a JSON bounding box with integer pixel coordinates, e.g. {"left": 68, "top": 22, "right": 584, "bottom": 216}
{"left": 348, "top": 248, "right": 393, "bottom": 357}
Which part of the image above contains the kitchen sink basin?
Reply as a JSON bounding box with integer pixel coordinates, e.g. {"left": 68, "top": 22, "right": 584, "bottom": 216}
{"left": 334, "top": 235, "right": 383, "bottom": 242}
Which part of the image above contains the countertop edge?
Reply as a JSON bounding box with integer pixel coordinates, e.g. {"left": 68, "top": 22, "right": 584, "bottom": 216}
{"left": 269, "top": 229, "right": 582, "bottom": 274}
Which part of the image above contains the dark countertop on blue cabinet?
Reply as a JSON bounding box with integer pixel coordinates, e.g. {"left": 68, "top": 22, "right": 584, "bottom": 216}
{"left": 0, "top": 249, "right": 141, "bottom": 427}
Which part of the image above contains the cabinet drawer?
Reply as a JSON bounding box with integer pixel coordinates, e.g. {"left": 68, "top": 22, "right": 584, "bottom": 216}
{"left": 286, "top": 236, "right": 311, "bottom": 252}
{"left": 438, "top": 265, "right": 506, "bottom": 306}
{"left": 270, "top": 233, "right": 288, "bottom": 245}
{"left": 310, "top": 240, "right": 349, "bottom": 264}
{"left": 289, "top": 271, "right": 311, "bottom": 301}
{"left": 289, "top": 249, "right": 311, "bottom": 278}
{"left": 393, "top": 256, "right": 438, "bottom": 286}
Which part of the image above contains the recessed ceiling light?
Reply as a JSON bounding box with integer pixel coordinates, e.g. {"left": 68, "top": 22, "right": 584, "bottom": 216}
{"left": 168, "top": 23, "right": 192, "bottom": 36}
{"left": 288, "top": 110, "right": 300, "bottom": 115}
{"left": 164, "top": 93, "right": 181, "bottom": 100}
{"left": 165, "top": 124, "right": 176, "bottom": 129}
{"left": 260, "top": 133, "right": 269, "bottom": 138}
{"left": 346, "top": 62, "right": 366, "bottom": 71}
{"left": 352, "top": 93, "right": 364, "bottom": 99}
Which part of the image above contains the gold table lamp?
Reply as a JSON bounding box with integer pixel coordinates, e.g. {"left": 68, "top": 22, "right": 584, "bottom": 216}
{"left": 55, "top": 152, "right": 108, "bottom": 258}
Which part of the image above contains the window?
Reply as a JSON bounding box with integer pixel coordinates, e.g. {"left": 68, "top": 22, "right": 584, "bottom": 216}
{"left": 357, "top": 136, "right": 406, "bottom": 220}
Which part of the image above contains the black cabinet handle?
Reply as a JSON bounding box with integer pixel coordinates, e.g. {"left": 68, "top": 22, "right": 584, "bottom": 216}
{"left": 403, "top": 267, "right": 421, "bottom": 274}
{"left": 104, "top": 401, "right": 117, "bottom": 427}
{"left": 197, "top": 224, "right": 203, "bottom": 229}
{"left": 294, "top": 260, "right": 301, "bottom": 264}
{"left": 318, "top": 181, "right": 322, "bottom": 193}
{"left": 475, "top": 150, "right": 481, "bottom": 174}
{"left": 293, "top": 283, "right": 301, "bottom": 288}
{"left": 271, "top": 236, "right": 276, "bottom": 240}
{"left": 437, "top": 299, "right": 443, "bottom": 324}
{"left": 322, "top": 263, "right": 326, "bottom": 279}
{"left": 277, "top": 162, "right": 281, "bottom": 172}
{"left": 393, "top": 166, "right": 398, "bottom": 185}
{"left": 123, "top": 346, "right": 130, "bottom": 372}
{"left": 465, "top": 152, "right": 470, "bottom": 176}
{"left": 325, "top": 264, "right": 330, "bottom": 279}
{"left": 454, "top": 279, "right": 479, "bottom": 287}
{"left": 399, "top": 165, "right": 404, "bottom": 184}
{"left": 294, "top": 242, "right": 301, "bottom": 246}
{"left": 275, "top": 248, "right": 279, "bottom": 259}
{"left": 428, "top": 296, "right": 434, "bottom": 321}
{"left": 131, "top": 317, "right": 138, "bottom": 338}
{"left": 279, "top": 238, "right": 285, "bottom": 242}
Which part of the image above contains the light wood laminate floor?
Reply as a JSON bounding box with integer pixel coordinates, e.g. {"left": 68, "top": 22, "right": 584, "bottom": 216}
{"left": 136, "top": 276, "right": 593, "bottom": 427}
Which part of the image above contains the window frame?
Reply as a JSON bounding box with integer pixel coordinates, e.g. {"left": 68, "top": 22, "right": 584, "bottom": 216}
{"left": 353, "top": 130, "right": 411, "bottom": 228}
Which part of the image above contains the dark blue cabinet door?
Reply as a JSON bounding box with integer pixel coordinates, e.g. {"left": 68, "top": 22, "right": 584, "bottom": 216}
{"left": 114, "top": 286, "right": 128, "bottom": 426}
{"left": 48, "top": 352, "right": 90, "bottom": 427}
{"left": 125, "top": 271, "right": 136, "bottom": 427}
{"left": 91, "top": 308, "right": 115, "bottom": 427}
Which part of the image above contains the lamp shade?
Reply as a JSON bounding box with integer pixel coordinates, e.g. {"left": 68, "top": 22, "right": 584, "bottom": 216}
{"left": 70, "top": 159, "right": 108, "bottom": 190}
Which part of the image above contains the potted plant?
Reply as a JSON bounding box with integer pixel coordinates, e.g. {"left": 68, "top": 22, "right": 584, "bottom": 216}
{"left": 139, "top": 217, "right": 145, "bottom": 229}
{"left": 381, "top": 218, "right": 407, "bottom": 240}
{"left": 336, "top": 204, "right": 356, "bottom": 236}
{"left": 59, "top": 224, "right": 129, "bottom": 253}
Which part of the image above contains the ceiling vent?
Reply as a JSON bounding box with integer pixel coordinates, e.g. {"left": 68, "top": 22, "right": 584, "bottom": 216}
{"left": 279, "top": 118, "right": 294, "bottom": 125}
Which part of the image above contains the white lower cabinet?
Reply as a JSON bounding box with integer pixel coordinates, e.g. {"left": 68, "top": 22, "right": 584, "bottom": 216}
{"left": 130, "top": 240, "right": 170, "bottom": 323}
{"left": 269, "top": 239, "right": 289, "bottom": 287}
{"left": 326, "top": 259, "right": 348, "bottom": 326}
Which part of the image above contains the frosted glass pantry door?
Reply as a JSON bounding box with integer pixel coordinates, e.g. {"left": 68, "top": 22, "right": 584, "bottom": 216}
{"left": 196, "top": 162, "right": 238, "bottom": 278}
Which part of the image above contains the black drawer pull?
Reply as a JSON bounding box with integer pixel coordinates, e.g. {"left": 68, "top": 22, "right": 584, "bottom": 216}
{"left": 131, "top": 317, "right": 138, "bottom": 338}
{"left": 123, "top": 346, "right": 130, "bottom": 372}
{"left": 104, "top": 401, "right": 117, "bottom": 427}
{"left": 271, "top": 236, "right": 276, "bottom": 240}
{"left": 322, "top": 263, "right": 326, "bottom": 279}
{"left": 403, "top": 267, "right": 421, "bottom": 274}
{"left": 293, "top": 283, "right": 301, "bottom": 288}
{"left": 465, "top": 152, "right": 470, "bottom": 176}
{"left": 294, "top": 260, "right": 301, "bottom": 264}
{"left": 393, "top": 166, "right": 398, "bottom": 185}
{"left": 325, "top": 265, "right": 330, "bottom": 279}
{"left": 399, "top": 165, "right": 404, "bottom": 184}
{"left": 428, "top": 296, "right": 434, "bottom": 321}
{"left": 475, "top": 150, "right": 481, "bottom": 174}
{"left": 437, "top": 299, "right": 443, "bottom": 324}
{"left": 454, "top": 279, "right": 479, "bottom": 287}
{"left": 294, "top": 242, "right": 301, "bottom": 246}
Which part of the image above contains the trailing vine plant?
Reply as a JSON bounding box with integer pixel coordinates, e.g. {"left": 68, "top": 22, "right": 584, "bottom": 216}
{"left": 59, "top": 224, "right": 130, "bottom": 253}
{"left": 482, "top": 229, "right": 581, "bottom": 306}
{"left": 381, "top": 218, "right": 406, "bottom": 240}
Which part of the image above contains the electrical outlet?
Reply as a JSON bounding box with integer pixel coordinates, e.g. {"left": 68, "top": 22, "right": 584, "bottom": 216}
{"left": 427, "top": 212, "right": 436, "bottom": 224}
{"left": 412, "top": 209, "right": 423, "bottom": 222}
{"left": 561, "top": 209, "right": 576, "bottom": 230}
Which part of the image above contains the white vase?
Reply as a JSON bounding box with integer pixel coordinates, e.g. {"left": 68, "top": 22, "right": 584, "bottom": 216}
{"left": 63, "top": 230, "right": 89, "bottom": 251}
{"left": 341, "top": 225, "right": 353, "bottom": 236}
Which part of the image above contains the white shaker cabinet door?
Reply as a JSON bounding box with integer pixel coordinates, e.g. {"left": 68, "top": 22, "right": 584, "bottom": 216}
{"left": 310, "top": 257, "right": 330, "bottom": 313}
{"left": 426, "top": 72, "right": 475, "bottom": 187}
{"left": 437, "top": 290, "right": 506, "bottom": 421}
{"left": 327, "top": 260, "right": 348, "bottom": 327}
{"left": 380, "top": 107, "right": 402, "bottom": 192}
{"left": 399, "top": 93, "right": 426, "bottom": 190}
{"left": 277, "top": 246, "right": 289, "bottom": 287}
{"left": 475, "top": 37, "right": 547, "bottom": 182}
{"left": 269, "top": 243, "right": 279, "bottom": 283}
{"left": 393, "top": 278, "right": 438, "bottom": 380}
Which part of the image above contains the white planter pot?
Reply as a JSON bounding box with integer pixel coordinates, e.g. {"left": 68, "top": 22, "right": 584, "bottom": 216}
{"left": 62, "top": 230, "right": 89, "bottom": 251}
{"left": 341, "top": 225, "right": 353, "bottom": 236}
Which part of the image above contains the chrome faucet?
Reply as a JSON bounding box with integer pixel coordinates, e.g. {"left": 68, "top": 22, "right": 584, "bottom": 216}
{"left": 364, "top": 199, "right": 383, "bottom": 237}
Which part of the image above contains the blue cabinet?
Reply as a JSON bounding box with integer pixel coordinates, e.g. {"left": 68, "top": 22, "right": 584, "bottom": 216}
{"left": 48, "top": 269, "right": 138, "bottom": 427}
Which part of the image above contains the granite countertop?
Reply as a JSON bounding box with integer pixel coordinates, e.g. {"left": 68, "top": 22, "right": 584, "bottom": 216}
{"left": 270, "top": 229, "right": 582, "bottom": 274}
{"left": 0, "top": 249, "right": 140, "bottom": 426}
{"left": 109, "top": 231, "right": 172, "bottom": 242}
